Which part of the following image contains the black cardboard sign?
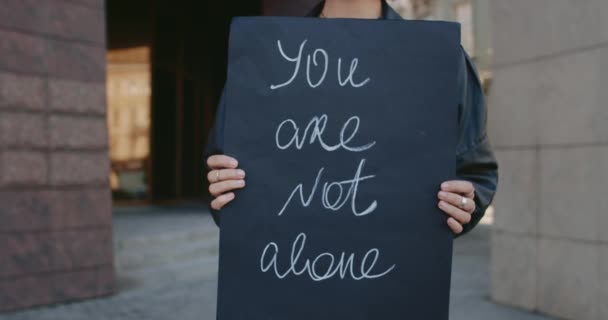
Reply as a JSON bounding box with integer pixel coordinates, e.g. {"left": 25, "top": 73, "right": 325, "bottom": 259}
{"left": 217, "top": 17, "right": 460, "bottom": 320}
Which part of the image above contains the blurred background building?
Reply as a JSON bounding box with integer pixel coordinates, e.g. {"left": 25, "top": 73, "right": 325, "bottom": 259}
{"left": 0, "top": 0, "right": 114, "bottom": 311}
{"left": 487, "top": 1, "right": 608, "bottom": 320}
{"left": 387, "top": 0, "right": 493, "bottom": 87}
{"left": 0, "top": 0, "right": 606, "bottom": 319}
{"left": 0, "top": 0, "right": 254, "bottom": 311}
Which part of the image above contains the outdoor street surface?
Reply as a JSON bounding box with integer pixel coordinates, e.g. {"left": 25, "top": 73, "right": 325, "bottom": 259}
{"left": 0, "top": 207, "right": 553, "bottom": 320}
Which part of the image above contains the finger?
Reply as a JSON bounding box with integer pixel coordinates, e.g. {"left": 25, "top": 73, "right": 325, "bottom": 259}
{"left": 207, "top": 169, "right": 246, "bottom": 183}
{"left": 438, "top": 200, "right": 471, "bottom": 224}
{"left": 440, "top": 180, "right": 474, "bottom": 198}
{"left": 438, "top": 191, "right": 476, "bottom": 213}
{"left": 209, "top": 179, "right": 245, "bottom": 197}
{"left": 211, "top": 192, "right": 235, "bottom": 210}
{"left": 207, "top": 155, "right": 238, "bottom": 170}
{"left": 447, "top": 217, "right": 463, "bottom": 234}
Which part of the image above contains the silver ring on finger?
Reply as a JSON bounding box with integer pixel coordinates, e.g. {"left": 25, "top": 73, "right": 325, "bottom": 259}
{"left": 458, "top": 196, "right": 468, "bottom": 210}
{"left": 215, "top": 170, "right": 221, "bottom": 183}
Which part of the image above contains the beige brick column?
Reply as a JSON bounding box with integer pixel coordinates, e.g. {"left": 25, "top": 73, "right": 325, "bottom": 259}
{"left": 488, "top": 1, "right": 608, "bottom": 319}
{"left": 0, "top": 0, "right": 114, "bottom": 311}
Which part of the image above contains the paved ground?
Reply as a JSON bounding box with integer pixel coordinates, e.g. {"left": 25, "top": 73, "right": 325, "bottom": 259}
{"left": 0, "top": 207, "right": 553, "bottom": 320}
{"left": 449, "top": 226, "right": 551, "bottom": 320}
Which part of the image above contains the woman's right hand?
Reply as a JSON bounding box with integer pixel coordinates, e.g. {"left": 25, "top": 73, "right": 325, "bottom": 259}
{"left": 206, "top": 155, "right": 246, "bottom": 210}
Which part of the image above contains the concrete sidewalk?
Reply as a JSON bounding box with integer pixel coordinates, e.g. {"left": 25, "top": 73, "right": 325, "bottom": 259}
{"left": 449, "top": 226, "right": 551, "bottom": 320}
{"left": 0, "top": 207, "right": 553, "bottom": 320}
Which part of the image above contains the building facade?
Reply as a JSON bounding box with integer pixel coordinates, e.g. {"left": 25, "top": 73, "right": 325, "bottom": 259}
{"left": 488, "top": 1, "right": 608, "bottom": 319}
{"left": 0, "top": 0, "right": 260, "bottom": 311}
{"left": 387, "top": 0, "right": 492, "bottom": 75}
{"left": 0, "top": 0, "right": 114, "bottom": 311}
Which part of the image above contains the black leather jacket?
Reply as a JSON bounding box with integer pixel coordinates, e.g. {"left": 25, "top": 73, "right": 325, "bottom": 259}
{"left": 205, "top": 0, "right": 498, "bottom": 236}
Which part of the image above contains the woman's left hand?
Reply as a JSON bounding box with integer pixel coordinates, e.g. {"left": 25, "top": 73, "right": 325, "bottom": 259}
{"left": 437, "top": 180, "right": 476, "bottom": 235}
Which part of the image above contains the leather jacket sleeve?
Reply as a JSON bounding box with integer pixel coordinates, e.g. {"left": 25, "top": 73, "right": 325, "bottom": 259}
{"left": 455, "top": 48, "right": 499, "bottom": 236}
{"left": 204, "top": 91, "right": 227, "bottom": 227}
{"left": 204, "top": 50, "right": 499, "bottom": 235}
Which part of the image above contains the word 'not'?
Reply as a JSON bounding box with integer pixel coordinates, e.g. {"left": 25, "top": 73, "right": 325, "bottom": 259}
{"left": 277, "top": 158, "right": 377, "bottom": 217}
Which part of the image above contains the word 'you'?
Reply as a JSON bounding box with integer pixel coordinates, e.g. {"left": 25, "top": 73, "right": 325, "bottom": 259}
{"left": 270, "top": 39, "right": 371, "bottom": 90}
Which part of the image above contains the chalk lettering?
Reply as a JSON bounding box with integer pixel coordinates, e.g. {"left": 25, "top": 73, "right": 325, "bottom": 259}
{"left": 275, "top": 115, "right": 376, "bottom": 152}
{"left": 277, "top": 158, "right": 377, "bottom": 217}
{"left": 270, "top": 39, "right": 371, "bottom": 90}
{"left": 338, "top": 57, "right": 371, "bottom": 87}
{"left": 260, "top": 233, "right": 396, "bottom": 281}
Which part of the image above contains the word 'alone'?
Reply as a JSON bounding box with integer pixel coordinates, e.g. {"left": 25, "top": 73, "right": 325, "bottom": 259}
{"left": 261, "top": 232, "right": 396, "bottom": 281}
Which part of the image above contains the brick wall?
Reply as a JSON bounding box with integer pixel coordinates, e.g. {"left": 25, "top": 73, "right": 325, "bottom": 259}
{"left": 0, "top": 0, "right": 114, "bottom": 311}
